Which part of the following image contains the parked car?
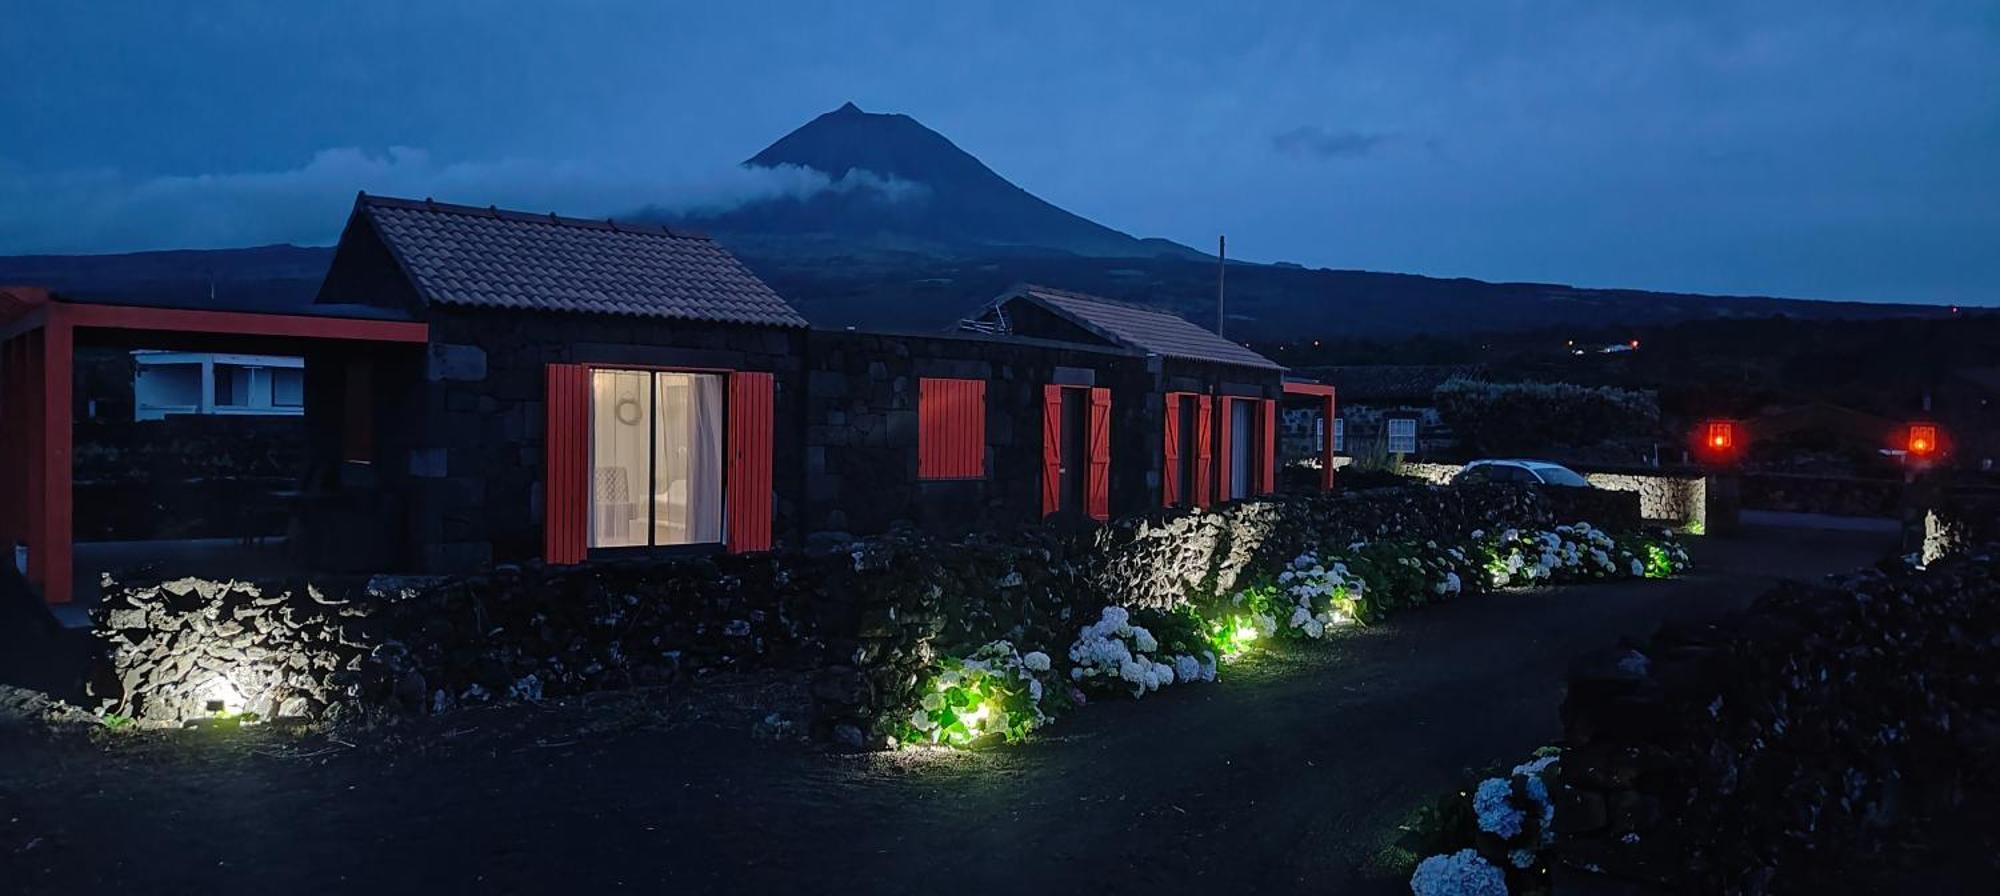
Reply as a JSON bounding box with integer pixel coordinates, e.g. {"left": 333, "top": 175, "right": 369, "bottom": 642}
{"left": 1452, "top": 459, "right": 1593, "bottom": 488}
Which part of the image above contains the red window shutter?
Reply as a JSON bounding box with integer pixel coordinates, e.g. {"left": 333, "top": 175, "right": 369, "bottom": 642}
{"left": 727, "top": 371, "right": 775, "bottom": 553}
{"left": 919, "top": 377, "right": 985, "bottom": 479}
{"left": 1161, "top": 393, "right": 1181, "bottom": 507}
{"left": 1216, "top": 396, "right": 1235, "bottom": 503}
{"left": 1040, "top": 384, "right": 1063, "bottom": 516}
{"left": 1192, "top": 395, "right": 1213, "bottom": 508}
{"left": 1087, "top": 387, "right": 1111, "bottom": 521}
{"left": 543, "top": 363, "right": 589, "bottom": 565}
{"left": 1260, "top": 398, "right": 1277, "bottom": 495}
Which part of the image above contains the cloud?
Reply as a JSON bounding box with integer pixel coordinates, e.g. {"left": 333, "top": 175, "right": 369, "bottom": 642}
{"left": 0, "top": 149, "right": 926, "bottom": 254}
{"left": 1270, "top": 126, "right": 1396, "bottom": 160}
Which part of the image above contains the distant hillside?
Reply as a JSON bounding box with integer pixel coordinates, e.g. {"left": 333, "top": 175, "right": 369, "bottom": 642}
{"left": 0, "top": 102, "right": 1950, "bottom": 338}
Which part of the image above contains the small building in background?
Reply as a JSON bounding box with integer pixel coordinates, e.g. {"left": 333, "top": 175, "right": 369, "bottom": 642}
{"left": 132, "top": 351, "right": 305, "bottom": 420}
{"left": 1286, "top": 364, "right": 1481, "bottom": 460}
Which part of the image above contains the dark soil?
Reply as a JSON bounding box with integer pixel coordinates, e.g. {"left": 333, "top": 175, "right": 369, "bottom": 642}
{"left": 0, "top": 527, "right": 1894, "bottom": 895}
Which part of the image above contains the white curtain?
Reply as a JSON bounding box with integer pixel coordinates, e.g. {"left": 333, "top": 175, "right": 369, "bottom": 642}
{"left": 590, "top": 370, "right": 651, "bottom": 548}
{"left": 653, "top": 373, "right": 724, "bottom": 545}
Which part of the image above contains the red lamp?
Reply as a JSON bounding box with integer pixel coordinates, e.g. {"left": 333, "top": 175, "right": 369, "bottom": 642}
{"left": 1704, "top": 420, "right": 1735, "bottom": 453}
{"left": 1907, "top": 423, "right": 1939, "bottom": 458}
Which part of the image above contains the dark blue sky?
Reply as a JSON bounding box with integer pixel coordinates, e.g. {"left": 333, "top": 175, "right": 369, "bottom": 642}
{"left": 3, "top": 1, "right": 1995, "bottom": 304}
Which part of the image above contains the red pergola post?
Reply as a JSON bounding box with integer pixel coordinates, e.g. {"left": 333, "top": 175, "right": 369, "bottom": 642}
{"left": 9, "top": 309, "right": 75, "bottom": 604}
{"left": 1281, "top": 381, "right": 1338, "bottom": 492}
{"left": 1320, "top": 390, "right": 1337, "bottom": 490}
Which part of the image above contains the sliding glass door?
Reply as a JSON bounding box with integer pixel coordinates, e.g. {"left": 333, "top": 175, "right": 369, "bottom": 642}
{"left": 590, "top": 369, "right": 724, "bottom": 548}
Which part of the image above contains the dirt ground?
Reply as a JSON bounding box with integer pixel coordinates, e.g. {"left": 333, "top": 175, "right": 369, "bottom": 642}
{"left": 1, "top": 526, "right": 1898, "bottom": 896}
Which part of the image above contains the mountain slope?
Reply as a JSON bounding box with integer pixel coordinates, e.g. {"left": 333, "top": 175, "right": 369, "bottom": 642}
{"left": 645, "top": 102, "right": 1207, "bottom": 260}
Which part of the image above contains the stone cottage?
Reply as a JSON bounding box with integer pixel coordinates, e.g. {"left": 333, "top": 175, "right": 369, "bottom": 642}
{"left": 314, "top": 194, "right": 810, "bottom": 570}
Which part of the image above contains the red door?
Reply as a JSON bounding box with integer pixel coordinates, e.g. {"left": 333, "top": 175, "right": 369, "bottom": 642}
{"left": 1086, "top": 387, "right": 1111, "bottom": 520}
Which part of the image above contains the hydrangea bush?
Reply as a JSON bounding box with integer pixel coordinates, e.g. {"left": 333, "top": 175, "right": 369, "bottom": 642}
{"left": 891, "top": 523, "right": 1690, "bottom": 750}
{"left": 1477, "top": 524, "right": 1687, "bottom": 588}
{"left": 1399, "top": 747, "right": 1565, "bottom": 895}
{"left": 1068, "top": 606, "right": 1217, "bottom": 698}
{"left": 898, "top": 640, "right": 1069, "bottom": 747}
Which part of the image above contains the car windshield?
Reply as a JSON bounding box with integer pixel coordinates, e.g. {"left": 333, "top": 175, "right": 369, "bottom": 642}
{"left": 1534, "top": 466, "right": 1591, "bottom": 487}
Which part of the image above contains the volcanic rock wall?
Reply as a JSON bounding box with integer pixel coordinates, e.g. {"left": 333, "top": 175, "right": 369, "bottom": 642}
{"left": 1557, "top": 549, "right": 2000, "bottom": 891}
{"left": 91, "top": 483, "right": 1639, "bottom": 737}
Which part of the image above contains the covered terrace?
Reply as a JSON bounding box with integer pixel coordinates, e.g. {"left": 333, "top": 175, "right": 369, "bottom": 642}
{"left": 0, "top": 286, "right": 428, "bottom": 613}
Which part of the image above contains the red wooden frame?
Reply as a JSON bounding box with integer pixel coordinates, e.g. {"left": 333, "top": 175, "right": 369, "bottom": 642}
{"left": 0, "top": 290, "right": 428, "bottom": 604}
{"left": 1281, "top": 381, "right": 1338, "bottom": 491}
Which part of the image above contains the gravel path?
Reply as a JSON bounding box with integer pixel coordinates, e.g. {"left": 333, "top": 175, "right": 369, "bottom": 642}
{"left": 0, "top": 526, "right": 1895, "bottom": 895}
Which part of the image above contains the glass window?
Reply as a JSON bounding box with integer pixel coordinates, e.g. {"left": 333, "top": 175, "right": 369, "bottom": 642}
{"left": 1332, "top": 417, "right": 1345, "bottom": 453}
{"left": 1229, "top": 399, "right": 1255, "bottom": 498}
{"left": 1535, "top": 466, "right": 1592, "bottom": 488}
{"left": 1387, "top": 418, "right": 1418, "bottom": 454}
{"left": 272, "top": 368, "right": 305, "bottom": 407}
{"left": 590, "top": 369, "right": 725, "bottom": 548}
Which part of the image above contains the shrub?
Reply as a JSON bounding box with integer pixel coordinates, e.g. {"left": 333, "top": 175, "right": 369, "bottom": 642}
{"left": 1400, "top": 747, "right": 1564, "bottom": 895}
{"left": 899, "top": 640, "right": 1068, "bottom": 747}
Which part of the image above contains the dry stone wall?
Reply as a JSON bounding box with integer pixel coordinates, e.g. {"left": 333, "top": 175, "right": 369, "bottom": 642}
{"left": 1557, "top": 549, "right": 2000, "bottom": 891}
{"left": 90, "top": 484, "right": 1641, "bottom": 742}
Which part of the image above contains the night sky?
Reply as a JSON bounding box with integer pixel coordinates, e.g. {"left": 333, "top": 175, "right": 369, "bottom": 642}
{"left": 2, "top": 0, "right": 1994, "bottom": 305}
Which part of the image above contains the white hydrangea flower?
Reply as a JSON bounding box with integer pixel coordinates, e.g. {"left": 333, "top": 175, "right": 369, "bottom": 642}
{"left": 1409, "top": 849, "right": 1507, "bottom": 896}
{"left": 1021, "top": 651, "right": 1051, "bottom": 672}
{"left": 1131, "top": 627, "right": 1158, "bottom": 653}
{"left": 1173, "top": 654, "right": 1201, "bottom": 683}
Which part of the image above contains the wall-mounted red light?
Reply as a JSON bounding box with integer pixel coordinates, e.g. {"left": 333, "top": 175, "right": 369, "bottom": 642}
{"left": 1629, "top": 339, "right": 1640, "bottom": 349}
{"left": 1704, "top": 420, "right": 1735, "bottom": 452}
{"left": 1907, "top": 423, "right": 1938, "bottom": 457}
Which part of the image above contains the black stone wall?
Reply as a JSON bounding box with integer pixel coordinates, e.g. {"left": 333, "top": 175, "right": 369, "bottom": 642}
{"left": 799, "top": 329, "right": 1286, "bottom": 540}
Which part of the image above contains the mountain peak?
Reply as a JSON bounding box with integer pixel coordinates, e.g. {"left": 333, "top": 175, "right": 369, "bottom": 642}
{"left": 673, "top": 105, "right": 1209, "bottom": 261}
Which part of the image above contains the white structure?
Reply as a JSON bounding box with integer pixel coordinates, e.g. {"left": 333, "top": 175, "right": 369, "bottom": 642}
{"left": 132, "top": 351, "right": 305, "bottom": 421}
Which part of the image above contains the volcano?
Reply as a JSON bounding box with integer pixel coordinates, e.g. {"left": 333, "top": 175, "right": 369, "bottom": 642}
{"left": 641, "top": 102, "right": 1204, "bottom": 261}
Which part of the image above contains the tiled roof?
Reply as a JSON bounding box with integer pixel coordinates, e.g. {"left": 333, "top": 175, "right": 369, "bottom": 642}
{"left": 354, "top": 194, "right": 808, "bottom": 327}
{"left": 1011, "top": 284, "right": 1280, "bottom": 369}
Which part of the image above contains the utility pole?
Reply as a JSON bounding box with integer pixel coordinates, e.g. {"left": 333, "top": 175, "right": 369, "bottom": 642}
{"left": 1217, "top": 235, "right": 1226, "bottom": 337}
